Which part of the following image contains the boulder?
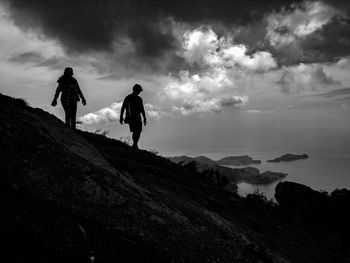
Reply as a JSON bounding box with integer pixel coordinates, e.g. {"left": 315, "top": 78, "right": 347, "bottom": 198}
{"left": 275, "top": 181, "right": 328, "bottom": 211}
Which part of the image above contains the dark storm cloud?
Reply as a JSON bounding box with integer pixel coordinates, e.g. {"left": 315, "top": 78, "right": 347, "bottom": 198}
{"left": 3, "top": 0, "right": 122, "bottom": 53}
{"left": 2, "top": 0, "right": 350, "bottom": 66}
{"left": 262, "top": 0, "right": 350, "bottom": 65}
{"left": 267, "top": 16, "right": 350, "bottom": 65}
{"left": 301, "top": 16, "right": 350, "bottom": 62}
{"left": 1, "top": 0, "right": 301, "bottom": 58}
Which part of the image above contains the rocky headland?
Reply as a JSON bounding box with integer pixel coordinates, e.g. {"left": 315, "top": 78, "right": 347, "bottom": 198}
{"left": 168, "top": 156, "right": 286, "bottom": 185}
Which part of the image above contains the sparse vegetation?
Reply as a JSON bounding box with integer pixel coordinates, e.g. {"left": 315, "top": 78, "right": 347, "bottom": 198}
{"left": 94, "top": 128, "right": 111, "bottom": 137}
{"left": 245, "top": 189, "right": 276, "bottom": 208}
{"left": 119, "top": 136, "right": 131, "bottom": 146}
{"left": 179, "top": 161, "right": 229, "bottom": 188}
{"left": 148, "top": 149, "right": 159, "bottom": 156}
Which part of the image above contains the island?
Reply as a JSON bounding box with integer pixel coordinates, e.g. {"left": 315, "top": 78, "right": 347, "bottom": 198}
{"left": 216, "top": 155, "right": 261, "bottom": 166}
{"left": 267, "top": 153, "right": 309, "bottom": 163}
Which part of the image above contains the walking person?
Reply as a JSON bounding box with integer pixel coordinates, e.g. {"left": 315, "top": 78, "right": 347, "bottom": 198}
{"left": 51, "top": 67, "right": 86, "bottom": 130}
{"left": 120, "top": 84, "right": 147, "bottom": 149}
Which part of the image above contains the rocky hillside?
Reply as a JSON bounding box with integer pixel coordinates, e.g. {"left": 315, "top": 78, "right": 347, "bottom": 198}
{"left": 0, "top": 93, "right": 289, "bottom": 262}
{"left": 1, "top": 93, "right": 349, "bottom": 263}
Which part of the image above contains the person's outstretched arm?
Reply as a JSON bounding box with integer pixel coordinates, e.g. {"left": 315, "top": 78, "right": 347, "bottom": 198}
{"left": 141, "top": 99, "right": 147, "bottom": 126}
{"left": 120, "top": 97, "right": 127, "bottom": 124}
{"left": 51, "top": 85, "right": 62, "bottom": 106}
{"left": 75, "top": 80, "right": 86, "bottom": 105}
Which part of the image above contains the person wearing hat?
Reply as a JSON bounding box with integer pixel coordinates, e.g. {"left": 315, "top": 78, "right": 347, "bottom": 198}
{"left": 51, "top": 67, "right": 86, "bottom": 130}
{"left": 120, "top": 84, "right": 147, "bottom": 149}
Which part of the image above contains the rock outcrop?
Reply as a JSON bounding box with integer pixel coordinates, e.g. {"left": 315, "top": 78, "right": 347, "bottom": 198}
{"left": 275, "top": 181, "right": 329, "bottom": 212}
{"left": 275, "top": 181, "right": 350, "bottom": 240}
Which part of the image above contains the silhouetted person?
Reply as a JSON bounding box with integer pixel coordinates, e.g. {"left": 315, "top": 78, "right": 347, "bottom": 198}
{"left": 51, "top": 67, "right": 86, "bottom": 130}
{"left": 120, "top": 84, "right": 147, "bottom": 149}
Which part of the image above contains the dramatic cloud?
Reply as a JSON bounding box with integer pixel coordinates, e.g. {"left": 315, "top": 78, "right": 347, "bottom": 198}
{"left": 221, "top": 44, "right": 277, "bottom": 72}
{"left": 278, "top": 64, "right": 341, "bottom": 93}
{"left": 78, "top": 103, "right": 122, "bottom": 125}
{"left": 164, "top": 69, "right": 233, "bottom": 101}
{"left": 78, "top": 102, "right": 166, "bottom": 125}
{"left": 182, "top": 27, "right": 277, "bottom": 72}
{"left": 1, "top": 0, "right": 350, "bottom": 69}
{"left": 144, "top": 104, "right": 168, "bottom": 121}
{"left": 182, "top": 27, "right": 219, "bottom": 65}
{"left": 266, "top": 1, "right": 340, "bottom": 47}
{"left": 161, "top": 27, "right": 275, "bottom": 115}
{"left": 0, "top": 5, "right": 64, "bottom": 60}
{"left": 300, "top": 16, "right": 350, "bottom": 62}
{"left": 265, "top": 1, "right": 350, "bottom": 65}
{"left": 1, "top": 0, "right": 350, "bottom": 120}
{"left": 0, "top": 0, "right": 303, "bottom": 56}
{"left": 173, "top": 96, "right": 248, "bottom": 115}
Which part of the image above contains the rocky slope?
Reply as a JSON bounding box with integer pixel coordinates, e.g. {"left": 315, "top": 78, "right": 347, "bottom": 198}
{"left": 0, "top": 93, "right": 289, "bottom": 262}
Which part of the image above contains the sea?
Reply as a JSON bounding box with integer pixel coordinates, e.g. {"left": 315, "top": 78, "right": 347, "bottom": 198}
{"left": 161, "top": 147, "right": 350, "bottom": 200}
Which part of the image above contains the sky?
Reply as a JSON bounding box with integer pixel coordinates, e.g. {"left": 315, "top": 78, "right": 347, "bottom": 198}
{"left": 0, "top": 0, "right": 349, "bottom": 155}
